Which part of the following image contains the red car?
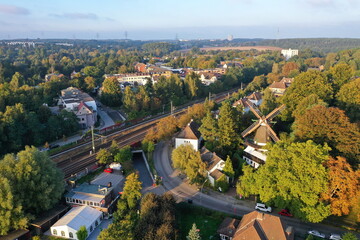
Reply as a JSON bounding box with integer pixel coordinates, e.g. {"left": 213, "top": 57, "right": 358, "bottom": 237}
{"left": 104, "top": 168, "right": 113, "bottom": 173}
{"left": 278, "top": 209, "right": 293, "bottom": 217}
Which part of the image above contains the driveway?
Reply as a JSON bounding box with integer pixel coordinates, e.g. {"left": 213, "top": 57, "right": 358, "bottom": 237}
{"left": 87, "top": 218, "right": 112, "bottom": 240}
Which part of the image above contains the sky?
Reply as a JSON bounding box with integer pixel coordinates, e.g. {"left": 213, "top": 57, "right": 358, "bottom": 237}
{"left": 0, "top": 0, "right": 360, "bottom": 40}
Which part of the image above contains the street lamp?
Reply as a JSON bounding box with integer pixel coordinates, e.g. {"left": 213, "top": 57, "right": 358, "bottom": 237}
{"left": 200, "top": 178, "right": 208, "bottom": 205}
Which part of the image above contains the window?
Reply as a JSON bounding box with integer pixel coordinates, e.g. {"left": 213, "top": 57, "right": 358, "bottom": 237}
{"left": 90, "top": 226, "right": 93, "bottom": 232}
{"left": 61, "top": 231, "right": 65, "bottom": 237}
{"left": 69, "top": 232, "right": 73, "bottom": 238}
{"left": 95, "top": 220, "right": 98, "bottom": 227}
{"left": 53, "top": 229, "right": 57, "bottom": 235}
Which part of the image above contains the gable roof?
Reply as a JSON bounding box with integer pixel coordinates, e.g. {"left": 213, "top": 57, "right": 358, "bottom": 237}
{"left": 233, "top": 211, "right": 292, "bottom": 240}
{"left": 210, "top": 169, "right": 224, "bottom": 180}
{"left": 247, "top": 92, "right": 262, "bottom": 101}
{"left": 177, "top": 120, "right": 201, "bottom": 140}
{"left": 52, "top": 206, "right": 102, "bottom": 230}
{"left": 269, "top": 81, "right": 287, "bottom": 89}
{"left": 77, "top": 102, "right": 93, "bottom": 115}
{"left": 232, "top": 98, "right": 247, "bottom": 108}
{"left": 200, "top": 147, "right": 224, "bottom": 171}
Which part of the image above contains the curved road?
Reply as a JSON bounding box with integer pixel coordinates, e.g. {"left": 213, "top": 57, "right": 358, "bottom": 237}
{"left": 154, "top": 141, "right": 360, "bottom": 239}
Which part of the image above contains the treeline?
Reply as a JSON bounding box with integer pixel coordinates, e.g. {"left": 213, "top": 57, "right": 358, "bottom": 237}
{"left": 0, "top": 79, "right": 79, "bottom": 155}
{"left": 259, "top": 38, "right": 360, "bottom": 53}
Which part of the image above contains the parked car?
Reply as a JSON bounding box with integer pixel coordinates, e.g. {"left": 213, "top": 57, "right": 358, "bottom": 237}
{"left": 329, "top": 234, "right": 342, "bottom": 240}
{"left": 104, "top": 168, "right": 113, "bottom": 173}
{"left": 255, "top": 203, "right": 272, "bottom": 213}
{"left": 278, "top": 209, "right": 293, "bottom": 217}
{"left": 307, "top": 230, "right": 325, "bottom": 239}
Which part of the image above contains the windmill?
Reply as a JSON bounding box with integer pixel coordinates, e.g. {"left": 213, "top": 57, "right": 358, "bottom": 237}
{"left": 241, "top": 99, "right": 285, "bottom": 168}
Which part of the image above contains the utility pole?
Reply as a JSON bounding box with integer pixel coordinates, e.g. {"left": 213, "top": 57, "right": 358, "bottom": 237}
{"left": 91, "top": 126, "right": 95, "bottom": 154}
{"left": 170, "top": 101, "right": 173, "bottom": 115}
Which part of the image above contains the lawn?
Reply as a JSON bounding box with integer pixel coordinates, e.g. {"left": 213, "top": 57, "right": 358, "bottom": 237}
{"left": 176, "top": 202, "right": 239, "bottom": 240}
{"left": 76, "top": 167, "right": 104, "bottom": 184}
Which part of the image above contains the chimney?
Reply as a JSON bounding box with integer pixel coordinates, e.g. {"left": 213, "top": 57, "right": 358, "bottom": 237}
{"left": 107, "top": 182, "right": 112, "bottom": 188}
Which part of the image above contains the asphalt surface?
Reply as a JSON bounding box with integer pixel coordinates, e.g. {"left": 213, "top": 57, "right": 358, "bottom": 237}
{"left": 132, "top": 152, "right": 154, "bottom": 190}
{"left": 154, "top": 141, "right": 360, "bottom": 240}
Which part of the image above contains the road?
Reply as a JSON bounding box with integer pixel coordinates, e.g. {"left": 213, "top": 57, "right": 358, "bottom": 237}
{"left": 154, "top": 141, "right": 360, "bottom": 239}
{"left": 132, "top": 152, "right": 153, "bottom": 190}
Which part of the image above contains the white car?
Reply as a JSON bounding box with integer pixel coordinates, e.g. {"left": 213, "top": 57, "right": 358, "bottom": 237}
{"left": 255, "top": 203, "right": 272, "bottom": 213}
{"left": 307, "top": 230, "right": 325, "bottom": 239}
{"left": 329, "top": 234, "right": 342, "bottom": 240}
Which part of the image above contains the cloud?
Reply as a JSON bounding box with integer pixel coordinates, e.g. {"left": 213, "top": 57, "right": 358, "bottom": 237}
{"left": 306, "top": 0, "right": 334, "bottom": 7}
{"left": 50, "top": 13, "right": 98, "bottom": 20}
{"left": 0, "top": 4, "right": 30, "bottom": 15}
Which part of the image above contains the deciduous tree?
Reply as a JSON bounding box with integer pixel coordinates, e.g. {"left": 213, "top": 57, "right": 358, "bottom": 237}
{"left": 76, "top": 225, "right": 88, "bottom": 240}
{"left": 336, "top": 77, "right": 360, "bottom": 122}
{"left": 122, "top": 173, "right": 142, "bottom": 209}
{"left": 321, "top": 157, "right": 360, "bottom": 216}
{"left": 96, "top": 148, "right": 112, "bottom": 165}
{"left": 294, "top": 105, "right": 360, "bottom": 165}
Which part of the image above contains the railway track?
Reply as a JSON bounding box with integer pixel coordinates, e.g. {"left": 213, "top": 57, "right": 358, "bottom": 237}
{"left": 57, "top": 88, "right": 238, "bottom": 179}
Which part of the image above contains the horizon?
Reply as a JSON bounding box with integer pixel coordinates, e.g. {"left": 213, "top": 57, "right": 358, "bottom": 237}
{"left": 1, "top": 0, "right": 360, "bottom": 40}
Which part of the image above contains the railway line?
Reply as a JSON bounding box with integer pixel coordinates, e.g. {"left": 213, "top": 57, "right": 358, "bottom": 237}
{"left": 55, "top": 88, "right": 238, "bottom": 179}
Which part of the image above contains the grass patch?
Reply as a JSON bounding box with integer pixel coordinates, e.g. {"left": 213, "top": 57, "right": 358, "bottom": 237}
{"left": 176, "top": 202, "right": 239, "bottom": 240}
{"left": 76, "top": 167, "right": 104, "bottom": 184}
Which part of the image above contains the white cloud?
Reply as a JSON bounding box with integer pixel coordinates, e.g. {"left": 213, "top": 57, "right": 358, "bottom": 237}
{"left": 0, "top": 4, "right": 30, "bottom": 15}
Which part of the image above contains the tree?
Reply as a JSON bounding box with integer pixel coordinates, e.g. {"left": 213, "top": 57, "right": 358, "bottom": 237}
{"left": 321, "top": 157, "right": 360, "bottom": 217}
{"left": 217, "top": 102, "right": 241, "bottom": 151}
{"left": 0, "top": 147, "right": 64, "bottom": 234}
{"left": 184, "top": 72, "right": 202, "bottom": 99}
{"left": 10, "top": 72, "right": 24, "bottom": 90}
{"left": 282, "top": 62, "right": 299, "bottom": 77}
{"left": 114, "top": 146, "right": 132, "bottom": 164}
{"left": 122, "top": 173, "right": 142, "bottom": 209}
{"left": 96, "top": 148, "right": 112, "bottom": 165}
{"left": 0, "top": 146, "right": 64, "bottom": 215}
{"left": 342, "top": 232, "right": 358, "bottom": 240}
{"left": 329, "top": 63, "right": 353, "bottom": 91}
{"left": 84, "top": 76, "right": 96, "bottom": 91}
{"left": 282, "top": 70, "right": 333, "bottom": 118}
{"left": 198, "top": 112, "right": 218, "bottom": 142}
{"left": 237, "top": 141, "right": 331, "bottom": 222}
{"left": 172, "top": 144, "right": 206, "bottom": 183}
{"left": 292, "top": 94, "right": 328, "bottom": 119}
{"left": 336, "top": 77, "right": 360, "bottom": 122}
{"left": 76, "top": 225, "right": 88, "bottom": 240}
{"left": 223, "top": 156, "right": 235, "bottom": 179}
{"left": 101, "top": 77, "right": 122, "bottom": 107}
{"left": 187, "top": 223, "right": 201, "bottom": 240}
{"left": 294, "top": 105, "right": 360, "bottom": 165}
{"left": 155, "top": 116, "right": 178, "bottom": 141}
{"left": 260, "top": 88, "right": 278, "bottom": 115}
{"left": 0, "top": 177, "right": 28, "bottom": 235}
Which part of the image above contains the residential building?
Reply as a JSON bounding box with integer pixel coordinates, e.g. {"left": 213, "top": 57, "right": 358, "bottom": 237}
{"left": 50, "top": 206, "right": 103, "bottom": 240}
{"left": 134, "top": 62, "right": 147, "bottom": 73}
{"left": 217, "top": 211, "right": 294, "bottom": 240}
{"left": 268, "top": 77, "right": 294, "bottom": 97}
{"left": 175, "top": 120, "right": 202, "bottom": 151}
{"left": 199, "top": 72, "right": 221, "bottom": 86}
{"left": 200, "top": 147, "right": 227, "bottom": 186}
{"left": 45, "top": 73, "right": 64, "bottom": 82}
{"left": 58, "top": 87, "right": 97, "bottom": 129}
{"left": 104, "top": 73, "right": 152, "bottom": 86}
{"left": 232, "top": 92, "right": 263, "bottom": 113}
{"left": 281, "top": 48, "right": 299, "bottom": 60}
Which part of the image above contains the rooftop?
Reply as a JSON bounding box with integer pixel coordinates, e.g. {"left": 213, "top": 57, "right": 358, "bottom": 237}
{"left": 177, "top": 120, "right": 201, "bottom": 140}
{"left": 72, "top": 183, "right": 112, "bottom": 196}
{"left": 52, "top": 206, "right": 102, "bottom": 230}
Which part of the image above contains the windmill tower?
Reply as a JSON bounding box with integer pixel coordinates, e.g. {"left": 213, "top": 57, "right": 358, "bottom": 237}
{"left": 241, "top": 99, "right": 285, "bottom": 168}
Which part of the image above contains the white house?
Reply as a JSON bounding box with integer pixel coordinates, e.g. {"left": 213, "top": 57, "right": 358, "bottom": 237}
{"left": 175, "top": 120, "right": 202, "bottom": 151}
{"left": 200, "top": 147, "right": 227, "bottom": 186}
{"left": 50, "top": 206, "right": 103, "bottom": 240}
{"left": 281, "top": 48, "right": 299, "bottom": 60}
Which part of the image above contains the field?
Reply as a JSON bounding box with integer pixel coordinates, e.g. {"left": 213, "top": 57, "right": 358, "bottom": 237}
{"left": 176, "top": 202, "right": 239, "bottom": 240}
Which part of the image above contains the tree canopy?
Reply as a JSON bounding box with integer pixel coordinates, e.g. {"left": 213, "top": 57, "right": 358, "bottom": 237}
{"left": 237, "top": 140, "right": 331, "bottom": 222}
